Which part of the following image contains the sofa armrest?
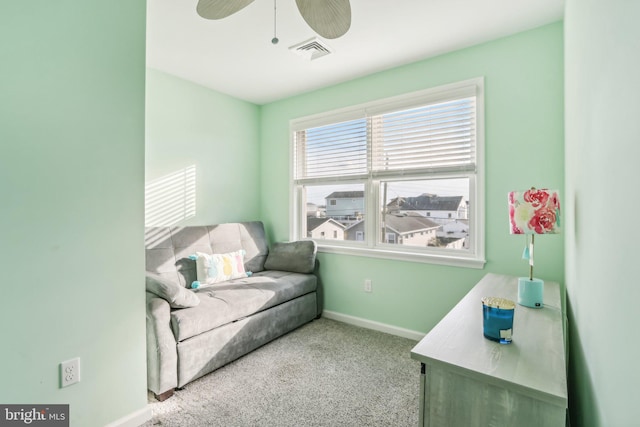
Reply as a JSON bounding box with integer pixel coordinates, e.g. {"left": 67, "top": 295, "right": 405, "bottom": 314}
{"left": 264, "top": 240, "right": 317, "bottom": 274}
{"left": 146, "top": 292, "right": 178, "bottom": 396}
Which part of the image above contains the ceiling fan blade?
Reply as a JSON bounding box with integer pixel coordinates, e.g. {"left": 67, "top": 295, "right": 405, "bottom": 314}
{"left": 296, "top": 0, "right": 351, "bottom": 39}
{"left": 196, "top": 0, "right": 255, "bottom": 20}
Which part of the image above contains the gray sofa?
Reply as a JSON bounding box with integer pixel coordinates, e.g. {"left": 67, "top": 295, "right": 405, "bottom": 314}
{"left": 144, "top": 221, "right": 320, "bottom": 401}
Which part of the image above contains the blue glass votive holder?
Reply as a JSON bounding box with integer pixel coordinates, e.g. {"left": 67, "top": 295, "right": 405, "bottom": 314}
{"left": 481, "top": 297, "right": 515, "bottom": 344}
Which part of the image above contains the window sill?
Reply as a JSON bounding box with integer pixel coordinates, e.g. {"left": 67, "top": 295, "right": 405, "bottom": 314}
{"left": 316, "top": 244, "right": 486, "bottom": 269}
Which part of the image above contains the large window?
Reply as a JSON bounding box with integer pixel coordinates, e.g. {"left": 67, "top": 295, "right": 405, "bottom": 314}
{"left": 290, "top": 78, "right": 485, "bottom": 267}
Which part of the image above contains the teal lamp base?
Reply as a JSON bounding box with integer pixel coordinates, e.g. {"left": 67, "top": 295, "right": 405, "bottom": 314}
{"left": 517, "top": 277, "right": 544, "bottom": 308}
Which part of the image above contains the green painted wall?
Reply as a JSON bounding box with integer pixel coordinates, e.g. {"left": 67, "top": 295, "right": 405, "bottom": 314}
{"left": 146, "top": 69, "right": 261, "bottom": 224}
{"left": 260, "top": 22, "right": 565, "bottom": 333}
{"left": 0, "top": 2, "right": 147, "bottom": 426}
{"left": 565, "top": 0, "right": 640, "bottom": 425}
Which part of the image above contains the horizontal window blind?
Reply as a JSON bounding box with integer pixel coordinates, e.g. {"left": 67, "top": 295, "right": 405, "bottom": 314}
{"left": 371, "top": 97, "right": 476, "bottom": 176}
{"left": 293, "top": 83, "right": 478, "bottom": 181}
{"left": 294, "top": 118, "right": 368, "bottom": 180}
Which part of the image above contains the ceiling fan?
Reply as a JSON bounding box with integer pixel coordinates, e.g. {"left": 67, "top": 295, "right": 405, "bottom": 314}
{"left": 196, "top": 0, "right": 351, "bottom": 40}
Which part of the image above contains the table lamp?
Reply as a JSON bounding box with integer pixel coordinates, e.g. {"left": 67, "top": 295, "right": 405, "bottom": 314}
{"left": 508, "top": 188, "right": 561, "bottom": 308}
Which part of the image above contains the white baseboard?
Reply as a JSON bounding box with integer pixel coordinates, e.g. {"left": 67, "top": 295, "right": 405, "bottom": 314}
{"left": 322, "top": 310, "right": 426, "bottom": 341}
{"left": 104, "top": 406, "right": 152, "bottom": 427}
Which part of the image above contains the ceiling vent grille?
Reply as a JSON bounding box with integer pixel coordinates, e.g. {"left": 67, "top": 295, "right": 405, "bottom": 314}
{"left": 289, "top": 37, "right": 332, "bottom": 60}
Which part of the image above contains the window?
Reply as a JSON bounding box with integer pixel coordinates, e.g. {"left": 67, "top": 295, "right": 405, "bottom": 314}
{"left": 290, "top": 78, "right": 485, "bottom": 268}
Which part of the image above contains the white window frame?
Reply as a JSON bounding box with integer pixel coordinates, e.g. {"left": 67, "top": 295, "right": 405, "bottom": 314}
{"left": 289, "top": 78, "right": 486, "bottom": 268}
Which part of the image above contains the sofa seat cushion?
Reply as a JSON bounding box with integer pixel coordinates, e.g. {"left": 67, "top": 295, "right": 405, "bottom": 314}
{"left": 169, "top": 271, "right": 317, "bottom": 341}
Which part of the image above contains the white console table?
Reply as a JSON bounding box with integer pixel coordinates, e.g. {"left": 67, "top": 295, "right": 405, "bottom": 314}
{"left": 411, "top": 273, "right": 567, "bottom": 427}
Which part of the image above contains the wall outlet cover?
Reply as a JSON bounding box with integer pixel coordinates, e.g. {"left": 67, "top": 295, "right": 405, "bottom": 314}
{"left": 60, "top": 358, "right": 81, "bottom": 388}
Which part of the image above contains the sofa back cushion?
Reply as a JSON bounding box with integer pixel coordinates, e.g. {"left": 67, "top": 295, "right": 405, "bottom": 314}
{"left": 144, "top": 222, "right": 269, "bottom": 288}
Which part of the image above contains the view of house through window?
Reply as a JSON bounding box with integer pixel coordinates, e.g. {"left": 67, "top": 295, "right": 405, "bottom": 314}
{"left": 379, "top": 179, "right": 469, "bottom": 249}
{"left": 292, "top": 78, "right": 484, "bottom": 265}
{"left": 305, "top": 183, "right": 364, "bottom": 242}
{"left": 303, "top": 178, "right": 470, "bottom": 250}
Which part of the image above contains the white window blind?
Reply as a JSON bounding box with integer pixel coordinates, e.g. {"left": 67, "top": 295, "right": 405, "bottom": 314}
{"left": 371, "top": 97, "right": 476, "bottom": 176}
{"left": 294, "top": 91, "right": 477, "bottom": 181}
{"left": 294, "top": 118, "right": 367, "bottom": 180}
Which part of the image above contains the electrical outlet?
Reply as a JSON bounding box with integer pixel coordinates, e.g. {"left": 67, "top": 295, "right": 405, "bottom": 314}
{"left": 364, "top": 279, "right": 372, "bottom": 293}
{"left": 60, "top": 358, "right": 80, "bottom": 388}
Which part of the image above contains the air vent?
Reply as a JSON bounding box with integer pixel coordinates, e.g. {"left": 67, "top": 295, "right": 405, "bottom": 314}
{"left": 289, "top": 37, "right": 332, "bottom": 60}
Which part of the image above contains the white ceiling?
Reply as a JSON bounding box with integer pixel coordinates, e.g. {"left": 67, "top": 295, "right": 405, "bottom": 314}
{"left": 146, "top": 0, "right": 564, "bottom": 105}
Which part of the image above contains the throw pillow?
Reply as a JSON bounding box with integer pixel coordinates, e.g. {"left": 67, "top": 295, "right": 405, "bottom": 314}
{"left": 264, "top": 240, "right": 317, "bottom": 274}
{"left": 193, "top": 250, "right": 248, "bottom": 285}
{"left": 145, "top": 273, "right": 200, "bottom": 309}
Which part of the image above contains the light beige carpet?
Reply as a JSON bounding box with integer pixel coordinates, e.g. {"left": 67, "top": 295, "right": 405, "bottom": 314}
{"left": 142, "top": 317, "right": 420, "bottom": 426}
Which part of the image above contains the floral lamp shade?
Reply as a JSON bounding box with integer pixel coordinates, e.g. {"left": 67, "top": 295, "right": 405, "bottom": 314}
{"left": 508, "top": 188, "right": 561, "bottom": 235}
{"left": 508, "top": 188, "right": 561, "bottom": 308}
